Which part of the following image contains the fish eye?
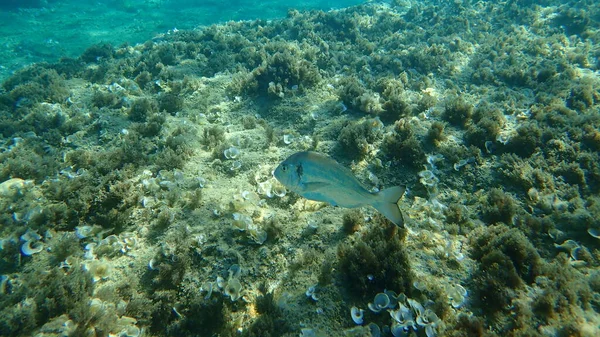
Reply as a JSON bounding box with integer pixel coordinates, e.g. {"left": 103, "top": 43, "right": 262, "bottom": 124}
{"left": 281, "top": 165, "right": 287, "bottom": 171}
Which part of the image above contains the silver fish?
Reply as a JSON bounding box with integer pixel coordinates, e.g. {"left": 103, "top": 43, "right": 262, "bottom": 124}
{"left": 274, "top": 151, "right": 405, "bottom": 227}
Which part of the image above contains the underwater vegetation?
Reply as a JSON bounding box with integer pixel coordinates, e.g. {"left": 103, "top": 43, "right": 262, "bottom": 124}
{"left": 0, "top": 0, "right": 599, "bottom": 336}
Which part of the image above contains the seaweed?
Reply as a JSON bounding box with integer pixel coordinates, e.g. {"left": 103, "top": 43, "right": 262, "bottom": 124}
{"left": 337, "top": 118, "right": 383, "bottom": 159}
{"left": 337, "top": 221, "right": 412, "bottom": 300}
{"left": 241, "top": 284, "right": 292, "bottom": 337}
{"left": 469, "top": 225, "right": 542, "bottom": 316}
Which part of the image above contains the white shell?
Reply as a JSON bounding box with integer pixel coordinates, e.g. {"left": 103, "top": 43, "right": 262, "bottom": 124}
{"left": 272, "top": 185, "right": 286, "bottom": 198}
{"left": 20, "top": 229, "right": 42, "bottom": 242}
{"left": 224, "top": 146, "right": 240, "bottom": 159}
{"left": 21, "top": 240, "right": 43, "bottom": 256}
{"left": 75, "top": 225, "right": 93, "bottom": 239}
{"left": 391, "top": 323, "right": 409, "bottom": 337}
{"left": 350, "top": 306, "right": 364, "bottom": 325}
{"left": 283, "top": 134, "right": 294, "bottom": 145}
{"left": 119, "top": 325, "right": 141, "bottom": 337}
{"left": 588, "top": 228, "right": 600, "bottom": 239}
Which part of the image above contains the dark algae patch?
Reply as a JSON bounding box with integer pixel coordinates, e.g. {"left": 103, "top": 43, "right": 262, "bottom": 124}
{"left": 0, "top": 0, "right": 599, "bottom": 336}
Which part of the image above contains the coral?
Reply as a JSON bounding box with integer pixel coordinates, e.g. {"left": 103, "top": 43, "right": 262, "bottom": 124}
{"left": 0, "top": 260, "right": 94, "bottom": 336}
{"left": 134, "top": 71, "right": 153, "bottom": 89}
{"left": 533, "top": 254, "right": 593, "bottom": 316}
{"left": 356, "top": 91, "right": 384, "bottom": 115}
{"left": 0, "top": 143, "right": 60, "bottom": 183}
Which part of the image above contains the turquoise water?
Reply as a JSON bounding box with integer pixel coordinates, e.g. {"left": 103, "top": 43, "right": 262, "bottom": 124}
{"left": 0, "top": 0, "right": 363, "bottom": 81}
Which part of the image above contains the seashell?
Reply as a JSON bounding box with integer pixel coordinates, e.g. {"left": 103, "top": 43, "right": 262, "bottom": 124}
{"left": 407, "top": 298, "right": 424, "bottom": 316}
{"left": 547, "top": 228, "right": 566, "bottom": 242}
{"left": 448, "top": 283, "right": 468, "bottom": 308}
{"left": 369, "top": 292, "right": 391, "bottom": 313}
{"left": 141, "top": 178, "right": 160, "bottom": 193}
{"left": 223, "top": 146, "right": 240, "bottom": 159}
{"left": 257, "top": 181, "right": 273, "bottom": 198}
{"left": 159, "top": 180, "right": 176, "bottom": 190}
{"left": 391, "top": 323, "right": 409, "bottom": 337}
{"left": 224, "top": 278, "right": 242, "bottom": 301}
{"left": 0, "top": 178, "right": 33, "bottom": 198}
{"left": 121, "top": 325, "right": 141, "bottom": 337}
{"left": 0, "top": 275, "right": 8, "bottom": 294}
{"left": 305, "top": 285, "right": 318, "bottom": 301}
{"left": 554, "top": 239, "right": 580, "bottom": 253}
{"left": 21, "top": 240, "right": 43, "bottom": 256}
{"left": 350, "top": 306, "right": 364, "bottom": 325}
{"left": 23, "top": 206, "right": 43, "bottom": 223}
{"left": 413, "top": 280, "right": 427, "bottom": 291}
{"left": 216, "top": 276, "right": 225, "bottom": 289}
{"left": 197, "top": 177, "right": 207, "bottom": 188}
{"left": 20, "top": 229, "right": 42, "bottom": 242}
{"left": 229, "top": 160, "right": 242, "bottom": 171}
{"left": 232, "top": 213, "right": 252, "bottom": 230}
{"left": 272, "top": 184, "right": 286, "bottom": 197}
{"left": 249, "top": 228, "right": 267, "bottom": 245}
{"left": 89, "top": 298, "right": 105, "bottom": 315}
{"left": 148, "top": 258, "right": 158, "bottom": 271}
{"left": 300, "top": 328, "right": 316, "bottom": 337}
{"left": 587, "top": 228, "right": 600, "bottom": 239}
{"left": 75, "top": 226, "right": 94, "bottom": 239}
{"left": 485, "top": 141, "right": 495, "bottom": 153}
{"left": 84, "top": 260, "right": 111, "bottom": 282}
{"left": 202, "top": 281, "right": 214, "bottom": 299}
{"left": 283, "top": 134, "right": 294, "bottom": 145}
{"left": 228, "top": 264, "right": 241, "bottom": 279}
{"left": 367, "top": 323, "right": 381, "bottom": 337}
{"left": 425, "top": 325, "right": 437, "bottom": 337}
{"left": 417, "top": 309, "right": 439, "bottom": 326}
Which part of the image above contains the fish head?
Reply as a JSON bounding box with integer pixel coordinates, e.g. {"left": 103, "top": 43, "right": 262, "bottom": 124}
{"left": 274, "top": 158, "right": 302, "bottom": 190}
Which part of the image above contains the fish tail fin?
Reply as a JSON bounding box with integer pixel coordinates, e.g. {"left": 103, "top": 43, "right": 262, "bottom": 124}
{"left": 373, "top": 186, "right": 406, "bottom": 227}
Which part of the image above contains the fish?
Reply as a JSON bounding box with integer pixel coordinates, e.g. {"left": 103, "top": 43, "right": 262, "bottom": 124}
{"left": 273, "top": 151, "right": 406, "bottom": 227}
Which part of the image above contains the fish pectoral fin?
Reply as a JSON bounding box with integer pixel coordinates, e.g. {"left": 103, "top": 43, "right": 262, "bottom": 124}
{"left": 301, "top": 182, "right": 330, "bottom": 192}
